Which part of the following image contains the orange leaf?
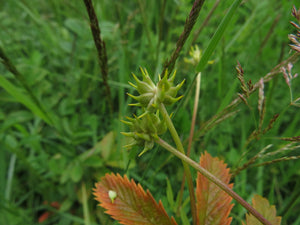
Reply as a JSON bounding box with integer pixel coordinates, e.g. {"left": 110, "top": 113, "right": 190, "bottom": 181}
{"left": 196, "top": 151, "right": 234, "bottom": 225}
{"left": 93, "top": 173, "right": 178, "bottom": 225}
{"left": 243, "top": 195, "right": 281, "bottom": 225}
{"left": 38, "top": 201, "right": 60, "bottom": 223}
{"left": 38, "top": 212, "right": 51, "bottom": 223}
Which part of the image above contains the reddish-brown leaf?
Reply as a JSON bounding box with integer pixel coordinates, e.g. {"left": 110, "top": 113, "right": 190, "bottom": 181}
{"left": 196, "top": 151, "right": 234, "bottom": 225}
{"left": 93, "top": 173, "right": 178, "bottom": 225}
{"left": 38, "top": 201, "right": 60, "bottom": 223}
{"left": 242, "top": 195, "right": 281, "bottom": 225}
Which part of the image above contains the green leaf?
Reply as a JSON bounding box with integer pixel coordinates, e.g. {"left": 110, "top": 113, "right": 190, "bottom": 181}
{"left": 243, "top": 195, "right": 281, "bottom": 225}
{"left": 84, "top": 156, "right": 103, "bottom": 168}
{"left": 0, "top": 75, "right": 52, "bottom": 125}
{"left": 48, "top": 154, "right": 67, "bottom": 175}
{"left": 59, "top": 199, "right": 73, "bottom": 212}
{"left": 94, "top": 173, "right": 178, "bottom": 225}
{"left": 166, "top": 178, "right": 175, "bottom": 210}
{"left": 70, "top": 163, "right": 83, "bottom": 183}
{"left": 180, "top": 207, "right": 190, "bottom": 225}
{"left": 80, "top": 131, "right": 115, "bottom": 161}
{"left": 64, "top": 18, "right": 88, "bottom": 37}
{"left": 196, "top": 151, "right": 234, "bottom": 225}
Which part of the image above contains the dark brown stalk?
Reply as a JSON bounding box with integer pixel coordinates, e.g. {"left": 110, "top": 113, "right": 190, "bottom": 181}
{"left": 162, "top": 0, "right": 205, "bottom": 77}
{"left": 251, "top": 155, "right": 300, "bottom": 168}
{"left": 83, "top": 0, "right": 113, "bottom": 113}
{"left": 280, "top": 136, "right": 300, "bottom": 142}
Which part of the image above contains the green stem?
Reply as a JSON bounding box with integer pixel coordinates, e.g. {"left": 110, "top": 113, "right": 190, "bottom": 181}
{"left": 137, "top": 0, "right": 152, "bottom": 49}
{"left": 81, "top": 182, "right": 90, "bottom": 225}
{"left": 177, "top": 72, "right": 201, "bottom": 215}
{"left": 155, "top": 138, "right": 272, "bottom": 225}
{"left": 289, "top": 85, "right": 293, "bottom": 103}
{"left": 158, "top": 103, "right": 197, "bottom": 225}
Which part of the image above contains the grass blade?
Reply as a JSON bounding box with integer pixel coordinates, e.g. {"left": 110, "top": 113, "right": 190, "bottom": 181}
{"left": 0, "top": 75, "right": 52, "bottom": 125}
{"left": 195, "top": 0, "right": 242, "bottom": 73}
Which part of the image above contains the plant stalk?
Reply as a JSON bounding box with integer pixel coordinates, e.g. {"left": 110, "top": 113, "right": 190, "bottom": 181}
{"left": 81, "top": 182, "right": 91, "bottom": 225}
{"left": 156, "top": 137, "right": 273, "bottom": 225}
{"left": 158, "top": 103, "right": 197, "bottom": 225}
{"left": 83, "top": 0, "right": 113, "bottom": 114}
{"left": 177, "top": 72, "right": 201, "bottom": 216}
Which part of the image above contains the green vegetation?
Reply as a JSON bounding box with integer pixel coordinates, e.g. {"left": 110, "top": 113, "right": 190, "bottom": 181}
{"left": 0, "top": 0, "right": 299, "bottom": 224}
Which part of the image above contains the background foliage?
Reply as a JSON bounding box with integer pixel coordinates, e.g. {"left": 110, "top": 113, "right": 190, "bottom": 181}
{"left": 0, "top": 0, "right": 299, "bottom": 224}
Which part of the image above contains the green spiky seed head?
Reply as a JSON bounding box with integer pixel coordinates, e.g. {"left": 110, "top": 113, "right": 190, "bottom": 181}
{"left": 128, "top": 67, "right": 184, "bottom": 111}
{"left": 121, "top": 111, "right": 167, "bottom": 156}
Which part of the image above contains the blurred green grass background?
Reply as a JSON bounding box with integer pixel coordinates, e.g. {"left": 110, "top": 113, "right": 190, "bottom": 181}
{"left": 0, "top": 0, "right": 299, "bottom": 224}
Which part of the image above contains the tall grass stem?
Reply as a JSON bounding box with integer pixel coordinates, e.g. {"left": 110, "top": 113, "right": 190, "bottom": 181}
{"left": 83, "top": 0, "right": 113, "bottom": 114}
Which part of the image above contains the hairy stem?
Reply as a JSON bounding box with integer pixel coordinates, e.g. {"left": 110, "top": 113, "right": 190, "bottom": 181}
{"left": 156, "top": 138, "right": 273, "bottom": 225}
{"left": 158, "top": 103, "right": 197, "bottom": 225}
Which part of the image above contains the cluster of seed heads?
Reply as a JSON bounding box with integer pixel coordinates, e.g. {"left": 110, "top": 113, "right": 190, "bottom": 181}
{"left": 122, "top": 67, "right": 184, "bottom": 156}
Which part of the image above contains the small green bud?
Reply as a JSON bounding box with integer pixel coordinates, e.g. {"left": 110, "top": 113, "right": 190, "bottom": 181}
{"left": 184, "top": 45, "right": 214, "bottom": 65}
